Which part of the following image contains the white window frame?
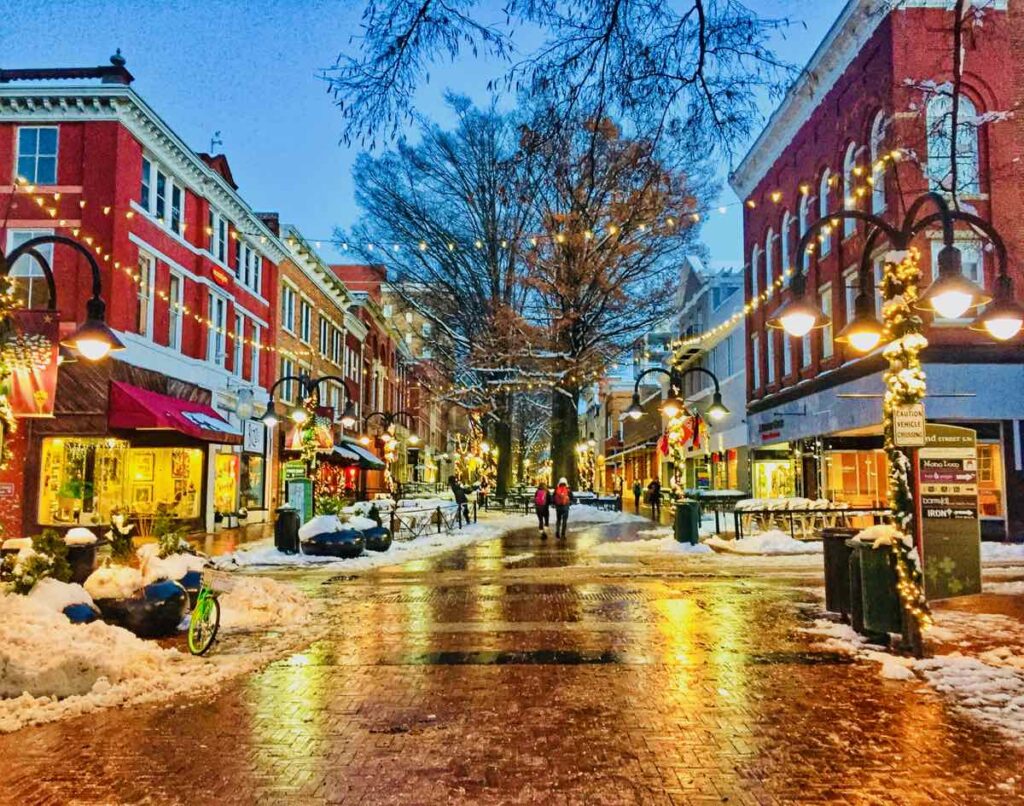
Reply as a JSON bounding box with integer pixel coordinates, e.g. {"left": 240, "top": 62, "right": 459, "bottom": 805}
{"left": 136, "top": 252, "right": 156, "bottom": 339}
{"left": 15, "top": 126, "right": 58, "bottom": 185}
{"left": 783, "top": 335, "right": 793, "bottom": 377}
{"left": 819, "top": 170, "right": 832, "bottom": 256}
{"left": 766, "top": 330, "right": 776, "bottom": 384}
{"left": 843, "top": 143, "right": 857, "bottom": 238}
{"left": 5, "top": 228, "right": 54, "bottom": 309}
{"left": 281, "top": 284, "right": 296, "bottom": 334}
{"left": 843, "top": 266, "right": 859, "bottom": 327}
{"left": 750, "top": 245, "right": 761, "bottom": 299}
{"left": 280, "top": 357, "right": 294, "bottom": 403}
{"left": 781, "top": 211, "right": 792, "bottom": 275}
{"left": 207, "top": 292, "right": 228, "bottom": 368}
{"left": 208, "top": 208, "right": 229, "bottom": 264}
{"left": 765, "top": 229, "right": 774, "bottom": 292}
{"left": 820, "top": 283, "right": 834, "bottom": 359}
{"left": 801, "top": 332, "right": 811, "bottom": 368}
{"left": 751, "top": 333, "right": 761, "bottom": 390}
{"left": 299, "top": 299, "right": 312, "bottom": 343}
{"left": 870, "top": 111, "right": 887, "bottom": 214}
{"left": 319, "top": 317, "right": 330, "bottom": 356}
{"left": 926, "top": 94, "right": 981, "bottom": 196}
{"left": 233, "top": 314, "right": 245, "bottom": 377}
{"left": 332, "top": 327, "right": 343, "bottom": 366}
{"left": 251, "top": 323, "right": 261, "bottom": 387}
{"left": 140, "top": 155, "right": 185, "bottom": 236}
{"left": 168, "top": 271, "right": 184, "bottom": 351}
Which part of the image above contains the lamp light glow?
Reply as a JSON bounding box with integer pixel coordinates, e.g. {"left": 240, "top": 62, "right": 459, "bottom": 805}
{"left": 61, "top": 297, "right": 124, "bottom": 362}
{"left": 290, "top": 408, "right": 309, "bottom": 425}
{"left": 919, "top": 244, "right": 990, "bottom": 319}
{"left": 836, "top": 292, "right": 885, "bottom": 353}
{"left": 339, "top": 401, "right": 357, "bottom": 429}
{"left": 970, "top": 274, "right": 1024, "bottom": 341}
{"left": 707, "top": 392, "right": 729, "bottom": 422}
{"left": 626, "top": 394, "right": 644, "bottom": 420}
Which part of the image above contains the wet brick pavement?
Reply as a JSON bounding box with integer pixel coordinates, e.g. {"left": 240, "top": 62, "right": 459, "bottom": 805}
{"left": 1, "top": 519, "right": 1023, "bottom": 804}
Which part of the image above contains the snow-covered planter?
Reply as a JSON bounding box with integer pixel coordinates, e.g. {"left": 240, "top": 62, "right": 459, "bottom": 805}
{"left": 137, "top": 544, "right": 206, "bottom": 605}
{"left": 64, "top": 528, "right": 102, "bottom": 584}
{"left": 84, "top": 566, "right": 187, "bottom": 638}
{"left": 298, "top": 514, "right": 365, "bottom": 558}
{"left": 362, "top": 526, "right": 392, "bottom": 552}
{"left": 28, "top": 578, "right": 101, "bottom": 624}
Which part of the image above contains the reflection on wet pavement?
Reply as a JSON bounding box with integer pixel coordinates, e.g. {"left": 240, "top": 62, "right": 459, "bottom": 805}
{"left": 1, "top": 518, "right": 1022, "bottom": 804}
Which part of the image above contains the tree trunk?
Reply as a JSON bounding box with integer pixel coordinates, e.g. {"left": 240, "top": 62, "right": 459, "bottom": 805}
{"left": 516, "top": 415, "right": 526, "bottom": 484}
{"left": 494, "top": 392, "right": 514, "bottom": 497}
{"left": 550, "top": 387, "right": 580, "bottom": 488}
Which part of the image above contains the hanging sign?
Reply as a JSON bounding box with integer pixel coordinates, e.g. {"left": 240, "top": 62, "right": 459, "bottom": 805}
{"left": 285, "top": 407, "right": 335, "bottom": 451}
{"left": 916, "top": 423, "right": 981, "bottom": 599}
{"left": 243, "top": 419, "right": 266, "bottom": 454}
{"left": 6, "top": 310, "right": 59, "bottom": 417}
{"left": 894, "top": 403, "right": 926, "bottom": 447}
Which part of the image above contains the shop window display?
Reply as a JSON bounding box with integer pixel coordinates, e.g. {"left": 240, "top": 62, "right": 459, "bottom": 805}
{"left": 39, "top": 438, "right": 202, "bottom": 525}
{"left": 240, "top": 454, "right": 266, "bottom": 510}
{"left": 752, "top": 458, "right": 794, "bottom": 499}
{"left": 214, "top": 452, "right": 240, "bottom": 514}
{"left": 823, "top": 450, "right": 888, "bottom": 507}
{"left": 977, "top": 442, "right": 1005, "bottom": 518}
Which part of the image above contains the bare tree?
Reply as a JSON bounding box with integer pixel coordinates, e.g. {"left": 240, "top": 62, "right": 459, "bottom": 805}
{"left": 326, "top": 0, "right": 793, "bottom": 153}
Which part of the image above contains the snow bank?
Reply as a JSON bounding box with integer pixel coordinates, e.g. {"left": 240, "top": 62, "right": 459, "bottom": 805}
{"left": 984, "top": 580, "right": 1024, "bottom": 596}
{"left": 27, "top": 579, "right": 93, "bottom": 613}
{"left": 84, "top": 566, "right": 143, "bottom": 600}
{"left": 852, "top": 524, "right": 902, "bottom": 548}
{"left": 218, "top": 576, "right": 309, "bottom": 630}
{"left": 982, "top": 542, "right": 1024, "bottom": 563}
{"left": 588, "top": 535, "right": 713, "bottom": 557}
{"left": 706, "top": 530, "right": 823, "bottom": 555}
{"left": 298, "top": 515, "right": 342, "bottom": 540}
{"left": 567, "top": 505, "right": 647, "bottom": 525}
{"left": 137, "top": 544, "right": 205, "bottom": 585}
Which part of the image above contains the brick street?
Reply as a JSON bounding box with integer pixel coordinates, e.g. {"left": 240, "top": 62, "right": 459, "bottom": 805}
{"left": 1, "top": 519, "right": 1022, "bottom": 805}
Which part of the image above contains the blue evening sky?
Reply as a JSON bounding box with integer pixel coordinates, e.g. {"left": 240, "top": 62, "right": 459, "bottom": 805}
{"left": 4, "top": 0, "right": 846, "bottom": 266}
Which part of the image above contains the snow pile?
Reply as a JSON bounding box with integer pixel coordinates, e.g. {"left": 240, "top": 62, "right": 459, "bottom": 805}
{"left": 982, "top": 542, "right": 1024, "bottom": 563}
{"left": 706, "top": 530, "right": 823, "bottom": 555}
{"left": 137, "top": 544, "right": 205, "bottom": 585}
{"left": 298, "top": 515, "right": 342, "bottom": 540}
{"left": 587, "top": 535, "right": 713, "bottom": 557}
{"left": 567, "top": 505, "right": 647, "bottom": 525}
{"left": 27, "top": 579, "right": 94, "bottom": 613}
{"left": 64, "top": 528, "right": 98, "bottom": 546}
{"left": 985, "top": 580, "right": 1024, "bottom": 596}
{"left": 502, "top": 553, "right": 535, "bottom": 565}
{"left": 852, "top": 524, "right": 902, "bottom": 548}
{"left": 218, "top": 576, "right": 309, "bottom": 630}
{"left": 916, "top": 654, "right": 1024, "bottom": 740}
{"left": 341, "top": 515, "right": 378, "bottom": 531}
{"left": 83, "top": 566, "right": 143, "bottom": 600}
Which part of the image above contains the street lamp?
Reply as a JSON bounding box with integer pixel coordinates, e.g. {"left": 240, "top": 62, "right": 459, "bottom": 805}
{"left": 2, "top": 234, "right": 124, "bottom": 361}
{"left": 628, "top": 365, "right": 729, "bottom": 424}
{"left": 261, "top": 373, "right": 359, "bottom": 429}
{"left": 969, "top": 273, "right": 1024, "bottom": 341}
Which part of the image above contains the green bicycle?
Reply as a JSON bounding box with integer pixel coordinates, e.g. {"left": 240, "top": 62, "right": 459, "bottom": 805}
{"left": 187, "top": 566, "right": 221, "bottom": 656}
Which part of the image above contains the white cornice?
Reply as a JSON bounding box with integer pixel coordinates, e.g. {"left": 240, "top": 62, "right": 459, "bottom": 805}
{"left": 0, "top": 85, "right": 289, "bottom": 263}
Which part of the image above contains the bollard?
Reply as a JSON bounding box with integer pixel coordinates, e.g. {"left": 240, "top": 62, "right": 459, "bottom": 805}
{"left": 437, "top": 506, "right": 442, "bottom": 534}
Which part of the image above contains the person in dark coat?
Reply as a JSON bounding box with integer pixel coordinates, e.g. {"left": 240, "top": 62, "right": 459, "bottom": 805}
{"left": 647, "top": 478, "right": 662, "bottom": 521}
{"left": 449, "top": 475, "right": 470, "bottom": 522}
{"left": 632, "top": 479, "right": 643, "bottom": 514}
{"left": 534, "top": 482, "right": 552, "bottom": 539}
{"left": 552, "top": 477, "right": 572, "bottom": 540}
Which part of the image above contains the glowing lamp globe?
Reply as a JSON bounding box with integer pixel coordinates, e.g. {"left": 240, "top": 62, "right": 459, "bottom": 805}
{"left": 919, "top": 245, "right": 989, "bottom": 320}
{"left": 778, "top": 310, "right": 816, "bottom": 338}
{"left": 660, "top": 397, "right": 683, "bottom": 419}
{"left": 970, "top": 275, "right": 1024, "bottom": 342}
{"left": 61, "top": 298, "right": 124, "bottom": 362}
{"left": 339, "top": 401, "right": 357, "bottom": 429}
{"left": 930, "top": 289, "right": 975, "bottom": 320}
{"left": 290, "top": 408, "right": 309, "bottom": 425}
{"left": 837, "top": 295, "right": 885, "bottom": 354}
{"left": 626, "top": 395, "right": 644, "bottom": 420}
{"left": 706, "top": 392, "right": 729, "bottom": 422}
{"left": 767, "top": 290, "right": 829, "bottom": 339}
{"left": 848, "top": 329, "right": 883, "bottom": 353}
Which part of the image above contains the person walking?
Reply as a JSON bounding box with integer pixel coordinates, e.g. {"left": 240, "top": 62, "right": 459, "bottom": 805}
{"left": 449, "top": 475, "right": 470, "bottom": 523}
{"left": 479, "top": 479, "right": 490, "bottom": 510}
{"left": 552, "top": 477, "right": 572, "bottom": 540}
{"left": 534, "top": 482, "right": 552, "bottom": 539}
{"left": 632, "top": 479, "right": 643, "bottom": 514}
{"left": 647, "top": 478, "right": 662, "bottom": 521}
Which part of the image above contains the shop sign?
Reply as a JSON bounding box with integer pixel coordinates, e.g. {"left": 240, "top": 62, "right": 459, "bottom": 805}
{"left": 212, "top": 267, "right": 233, "bottom": 287}
{"left": 758, "top": 418, "right": 785, "bottom": 443}
{"left": 917, "top": 423, "right": 981, "bottom": 599}
{"left": 7, "top": 310, "right": 59, "bottom": 417}
{"left": 893, "top": 403, "right": 926, "bottom": 447}
{"left": 243, "top": 419, "right": 266, "bottom": 454}
{"left": 283, "top": 460, "right": 306, "bottom": 481}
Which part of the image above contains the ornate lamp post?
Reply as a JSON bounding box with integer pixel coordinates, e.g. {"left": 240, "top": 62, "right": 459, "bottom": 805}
{"left": 260, "top": 374, "right": 358, "bottom": 430}
{"left": 769, "top": 190, "right": 1018, "bottom": 648}
{"left": 625, "top": 365, "right": 730, "bottom": 496}
{"left": 1, "top": 234, "right": 125, "bottom": 360}
{"left": 362, "top": 409, "right": 420, "bottom": 495}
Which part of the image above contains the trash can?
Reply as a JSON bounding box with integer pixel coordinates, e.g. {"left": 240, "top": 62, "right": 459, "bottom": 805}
{"left": 673, "top": 500, "right": 701, "bottom": 544}
{"left": 274, "top": 505, "right": 300, "bottom": 554}
{"left": 847, "top": 537, "right": 903, "bottom": 638}
{"left": 822, "top": 528, "right": 858, "bottom": 620}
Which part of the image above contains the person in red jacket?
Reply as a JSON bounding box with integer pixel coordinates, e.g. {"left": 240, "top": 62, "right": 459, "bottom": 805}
{"left": 552, "top": 477, "right": 572, "bottom": 540}
{"left": 534, "top": 482, "right": 552, "bottom": 539}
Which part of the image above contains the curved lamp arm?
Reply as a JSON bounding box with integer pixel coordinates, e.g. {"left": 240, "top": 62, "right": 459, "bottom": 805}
{"left": 910, "top": 209, "right": 1009, "bottom": 279}
{"left": 631, "top": 366, "right": 673, "bottom": 398}
{"left": 303, "top": 374, "right": 359, "bottom": 407}
{"left": 675, "top": 366, "right": 722, "bottom": 397}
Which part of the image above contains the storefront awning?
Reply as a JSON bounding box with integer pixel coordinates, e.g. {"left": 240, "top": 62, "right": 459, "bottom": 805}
{"left": 336, "top": 438, "right": 385, "bottom": 470}
{"left": 108, "top": 381, "right": 242, "bottom": 444}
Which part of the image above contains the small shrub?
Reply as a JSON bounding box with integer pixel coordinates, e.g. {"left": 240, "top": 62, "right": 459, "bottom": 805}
{"left": 316, "top": 496, "right": 346, "bottom": 516}
{"left": 12, "top": 529, "right": 71, "bottom": 594}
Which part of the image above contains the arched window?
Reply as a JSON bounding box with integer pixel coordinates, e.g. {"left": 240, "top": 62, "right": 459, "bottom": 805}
{"left": 765, "top": 229, "right": 774, "bottom": 292}
{"left": 750, "top": 245, "right": 761, "bottom": 299}
{"left": 870, "top": 111, "right": 887, "bottom": 213}
{"left": 798, "top": 193, "right": 810, "bottom": 239}
{"left": 927, "top": 93, "right": 981, "bottom": 195}
{"left": 842, "top": 143, "right": 857, "bottom": 238}
{"left": 780, "top": 210, "right": 792, "bottom": 276}
{"left": 819, "top": 169, "right": 832, "bottom": 256}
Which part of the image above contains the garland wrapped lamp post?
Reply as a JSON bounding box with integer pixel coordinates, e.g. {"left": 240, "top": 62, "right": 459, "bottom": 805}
{"left": 361, "top": 409, "right": 420, "bottom": 496}
{"left": 625, "top": 366, "right": 730, "bottom": 497}
{"left": 260, "top": 373, "right": 359, "bottom": 510}
{"left": 0, "top": 235, "right": 125, "bottom": 466}
{"left": 775, "top": 190, "right": 1019, "bottom": 654}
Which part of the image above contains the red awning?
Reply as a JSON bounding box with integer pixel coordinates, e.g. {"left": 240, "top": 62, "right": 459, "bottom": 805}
{"left": 108, "top": 381, "right": 242, "bottom": 444}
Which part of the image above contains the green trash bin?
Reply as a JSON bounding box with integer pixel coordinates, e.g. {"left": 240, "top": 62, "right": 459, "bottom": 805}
{"left": 822, "top": 528, "right": 858, "bottom": 620}
{"left": 847, "top": 538, "right": 903, "bottom": 637}
{"left": 674, "top": 501, "right": 701, "bottom": 544}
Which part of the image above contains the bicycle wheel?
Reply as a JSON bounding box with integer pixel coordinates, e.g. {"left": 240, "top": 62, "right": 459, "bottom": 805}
{"left": 187, "top": 594, "right": 220, "bottom": 656}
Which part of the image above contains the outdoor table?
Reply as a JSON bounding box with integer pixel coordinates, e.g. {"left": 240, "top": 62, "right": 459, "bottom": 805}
{"left": 685, "top": 491, "right": 749, "bottom": 535}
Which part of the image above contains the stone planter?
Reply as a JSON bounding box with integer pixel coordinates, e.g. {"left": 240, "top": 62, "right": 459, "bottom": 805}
{"left": 63, "top": 601, "right": 102, "bottom": 624}
{"left": 66, "top": 543, "right": 101, "bottom": 585}
{"left": 301, "top": 529, "right": 365, "bottom": 558}
{"left": 95, "top": 579, "right": 188, "bottom": 638}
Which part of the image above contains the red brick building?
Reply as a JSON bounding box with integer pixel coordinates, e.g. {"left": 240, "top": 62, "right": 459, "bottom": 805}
{"left": 0, "top": 58, "right": 286, "bottom": 535}
{"left": 730, "top": 0, "right": 1024, "bottom": 538}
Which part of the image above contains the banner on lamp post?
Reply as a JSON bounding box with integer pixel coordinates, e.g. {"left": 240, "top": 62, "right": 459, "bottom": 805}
{"left": 6, "top": 310, "right": 59, "bottom": 417}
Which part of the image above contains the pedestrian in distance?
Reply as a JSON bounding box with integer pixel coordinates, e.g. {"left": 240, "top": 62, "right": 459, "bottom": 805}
{"left": 448, "top": 475, "right": 470, "bottom": 523}
{"left": 534, "top": 481, "right": 552, "bottom": 539}
{"left": 647, "top": 478, "right": 662, "bottom": 521}
{"left": 632, "top": 479, "right": 643, "bottom": 514}
{"left": 552, "top": 476, "right": 572, "bottom": 540}
{"left": 479, "top": 479, "right": 490, "bottom": 510}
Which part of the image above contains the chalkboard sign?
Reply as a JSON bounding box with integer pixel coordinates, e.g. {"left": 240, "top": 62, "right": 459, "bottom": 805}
{"left": 917, "top": 423, "right": 981, "bottom": 600}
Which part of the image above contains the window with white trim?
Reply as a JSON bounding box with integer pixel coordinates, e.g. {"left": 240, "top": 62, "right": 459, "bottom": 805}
{"left": 801, "top": 332, "right": 811, "bottom": 368}
{"left": 751, "top": 333, "right": 761, "bottom": 390}
{"left": 139, "top": 156, "right": 185, "bottom": 236}
{"left": 870, "top": 112, "right": 887, "bottom": 213}
{"left": 207, "top": 293, "right": 228, "bottom": 367}
{"left": 781, "top": 211, "right": 792, "bottom": 274}
{"left": 750, "top": 245, "right": 761, "bottom": 299}
{"left": 766, "top": 331, "right": 776, "bottom": 384}
{"left": 872, "top": 255, "right": 884, "bottom": 317}
{"left": 208, "top": 208, "right": 229, "bottom": 263}
{"left": 140, "top": 157, "right": 151, "bottom": 209}
{"left": 927, "top": 94, "right": 981, "bottom": 195}
{"left": 16, "top": 126, "right": 58, "bottom": 185}
{"left": 319, "top": 317, "right": 330, "bottom": 356}
{"left": 332, "top": 328, "right": 343, "bottom": 366}
{"left": 843, "top": 266, "right": 858, "bottom": 327}
{"left": 799, "top": 193, "right": 810, "bottom": 240}
{"left": 782, "top": 336, "right": 793, "bottom": 377}
{"left": 167, "top": 272, "right": 183, "bottom": 351}
{"left": 765, "top": 229, "right": 774, "bottom": 291}
{"left": 299, "top": 300, "right": 312, "bottom": 343}
{"left": 843, "top": 143, "right": 857, "bottom": 238}
{"left": 233, "top": 314, "right": 245, "bottom": 377}
{"left": 820, "top": 284, "right": 834, "bottom": 359}
{"left": 251, "top": 323, "right": 261, "bottom": 387}
{"left": 235, "top": 241, "right": 262, "bottom": 292}
{"left": 279, "top": 357, "right": 294, "bottom": 403}
{"left": 281, "top": 284, "right": 296, "bottom": 333}
{"left": 819, "top": 170, "right": 832, "bottom": 256}
{"left": 5, "top": 229, "right": 54, "bottom": 309}
{"left": 136, "top": 252, "right": 155, "bottom": 339}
